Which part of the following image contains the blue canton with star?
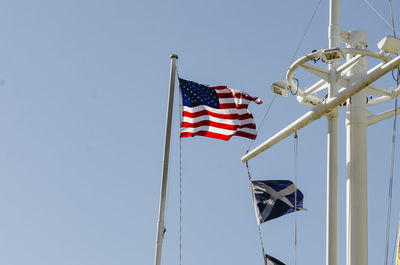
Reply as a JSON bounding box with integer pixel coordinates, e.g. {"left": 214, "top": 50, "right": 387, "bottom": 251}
{"left": 179, "top": 78, "right": 220, "bottom": 108}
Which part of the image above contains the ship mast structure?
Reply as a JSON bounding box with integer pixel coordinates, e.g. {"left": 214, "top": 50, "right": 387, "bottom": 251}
{"left": 241, "top": 1, "right": 400, "bottom": 265}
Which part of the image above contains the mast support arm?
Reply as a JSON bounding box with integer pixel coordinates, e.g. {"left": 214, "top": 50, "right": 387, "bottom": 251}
{"left": 241, "top": 55, "right": 400, "bottom": 162}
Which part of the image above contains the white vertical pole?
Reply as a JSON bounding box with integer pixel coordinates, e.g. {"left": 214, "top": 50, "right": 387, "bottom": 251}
{"left": 326, "top": 1, "right": 339, "bottom": 265}
{"left": 154, "top": 54, "right": 178, "bottom": 265}
{"left": 345, "top": 31, "right": 368, "bottom": 265}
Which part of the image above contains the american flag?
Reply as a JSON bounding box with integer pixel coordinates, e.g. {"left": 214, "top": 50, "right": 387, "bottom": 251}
{"left": 178, "top": 78, "right": 262, "bottom": 141}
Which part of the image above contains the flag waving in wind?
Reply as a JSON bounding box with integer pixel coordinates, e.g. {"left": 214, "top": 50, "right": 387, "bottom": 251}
{"left": 251, "top": 180, "right": 304, "bottom": 224}
{"left": 179, "top": 78, "right": 262, "bottom": 141}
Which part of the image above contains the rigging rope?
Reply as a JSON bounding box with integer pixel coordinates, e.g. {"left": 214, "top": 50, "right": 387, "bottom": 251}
{"left": 247, "top": 0, "right": 322, "bottom": 154}
{"left": 245, "top": 160, "right": 267, "bottom": 262}
{"left": 245, "top": 131, "right": 300, "bottom": 265}
{"left": 392, "top": 216, "right": 400, "bottom": 265}
{"left": 363, "top": 0, "right": 400, "bottom": 36}
{"left": 384, "top": 0, "right": 399, "bottom": 256}
{"left": 384, "top": 69, "right": 400, "bottom": 265}
{"left": 247, "top": 94, "right": 277, "bottom": 153}
{"left": 247, "top": 0, "right": 323, "bottom": 153}
{"left": 287, "top": 0, "right": 322, "bottom": 72}
{"left": 388, "top": 0, "right": 396, "bottom": 38}
{"left": 390, "top": 216, "right": 399, "bottom": 265}
{"left": 293, "top": 132, "right": 299, "bottom": 265}
{"left": 177, "top": 71, "right": 183, "bottom": 265}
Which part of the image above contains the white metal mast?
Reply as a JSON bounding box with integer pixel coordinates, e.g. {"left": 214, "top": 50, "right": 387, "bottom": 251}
{"left": 345, "top": 30, "right": 368, "bottom": 265}
{"left": 327, "top": 1, "right": 340, "bottom": 264}
{"left": 154, "top": 54, "right": 178, "bottom": 265}
{"left": 242, "top": 1, "right": 400, "bottom": 265}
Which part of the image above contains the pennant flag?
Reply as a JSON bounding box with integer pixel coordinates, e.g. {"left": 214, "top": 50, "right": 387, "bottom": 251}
{"left": 251, "top": 180, "right": 304, "bottom": 223}
{"left": 178, "top": 78, "right": 262, "bottom": 141}
{"left": 264, "top": 253, "right": 286, "bottom": 265}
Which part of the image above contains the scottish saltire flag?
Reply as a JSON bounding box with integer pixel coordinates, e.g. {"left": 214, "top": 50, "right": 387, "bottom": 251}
{"left": 178, "top": 78, "right": 262, "bottom": 141}
{"left": 251, "top": 180, "right": 304, "bottom": 223}
{"left": 264, "top": 253, "right": 286, "bottom": 265}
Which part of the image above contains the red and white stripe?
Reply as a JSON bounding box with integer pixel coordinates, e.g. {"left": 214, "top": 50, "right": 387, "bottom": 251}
{"left": 181, "top": 86, "right": 262, "bottom": 141}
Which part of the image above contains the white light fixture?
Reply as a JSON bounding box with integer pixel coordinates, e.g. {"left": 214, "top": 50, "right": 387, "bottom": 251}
{"left": 271, "top": 81, "right": 289, "bottom": 97}
{"left": 377, "top": 36, "right": 400, "bottom": 54}
{"left": 321, "top": 48, "right": 344, "bottom": 63}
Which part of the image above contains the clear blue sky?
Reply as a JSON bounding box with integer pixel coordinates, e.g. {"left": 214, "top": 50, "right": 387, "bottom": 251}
{"left": 0, "top": 0, "right": 399, "bottom": 265}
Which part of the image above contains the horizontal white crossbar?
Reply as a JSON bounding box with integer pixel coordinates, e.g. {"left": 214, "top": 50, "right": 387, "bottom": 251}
{"left": 241, "top": 55, "right": 400, "bottom": 162}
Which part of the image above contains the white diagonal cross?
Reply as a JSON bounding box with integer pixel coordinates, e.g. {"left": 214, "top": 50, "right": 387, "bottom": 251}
{"left": 253, "top": 182, "right": 298, "bottom": 222}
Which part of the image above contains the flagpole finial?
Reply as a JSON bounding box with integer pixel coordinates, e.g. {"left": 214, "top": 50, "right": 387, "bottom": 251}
{"left": 170, "top": 54, "right": 178, "bottom": 59}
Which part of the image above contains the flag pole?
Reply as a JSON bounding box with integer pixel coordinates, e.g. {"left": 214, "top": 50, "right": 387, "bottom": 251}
{"left": 154, "top": 54, "right": 178, "bottom": 265}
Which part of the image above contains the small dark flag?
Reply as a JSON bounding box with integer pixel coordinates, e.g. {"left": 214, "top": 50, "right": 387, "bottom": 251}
{"left": 264, "top": 253, "right": 286, "bottom": 265}
{"left": 252, "top": 180, "right": 304, "bottom": 223}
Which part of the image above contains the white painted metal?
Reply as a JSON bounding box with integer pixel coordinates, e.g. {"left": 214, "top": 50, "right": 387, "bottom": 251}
{"left": 367, "top": 86, "right": 400, "bottom": 105}
{"left": 241, "top": 54, "right": 400, "bottom": 163}
{"left": 327, "top": 110, "right": 339, "bottom": 265}
{"left": 368, "top": 107, "right": 400, "bottom": 126}
{"left": 378, "top": 36, "right": 400, "bottom": 54}
{"left": 285, "top": 48, "right": 391, "bottom": 107}
{"left": 241, "top": 2, "right": 400, "bottom": 265}
{"left": 301, "top": 63, "right": 330, "bottom": 81}
{"left": 301, "top": 55, "right": 362, "bottom": 97}
{"left": 326, "top": 1, "right": 340, "bottom": 264}
{"left": 345, "top": 31, "right": 368, "bottom": 265}
{"left": 154, "top": 54, "right": 178, "bottom": 265}
{"left": 365, "top": 84, "right": 392, "bottom": 96}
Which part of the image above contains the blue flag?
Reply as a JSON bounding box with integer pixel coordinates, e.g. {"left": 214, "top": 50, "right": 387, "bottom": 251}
{"left": 264, "top": 253, "right": 286, "bottom": 265}
{"left": 251, "top": 180, "right": 304, "bottom": 223}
